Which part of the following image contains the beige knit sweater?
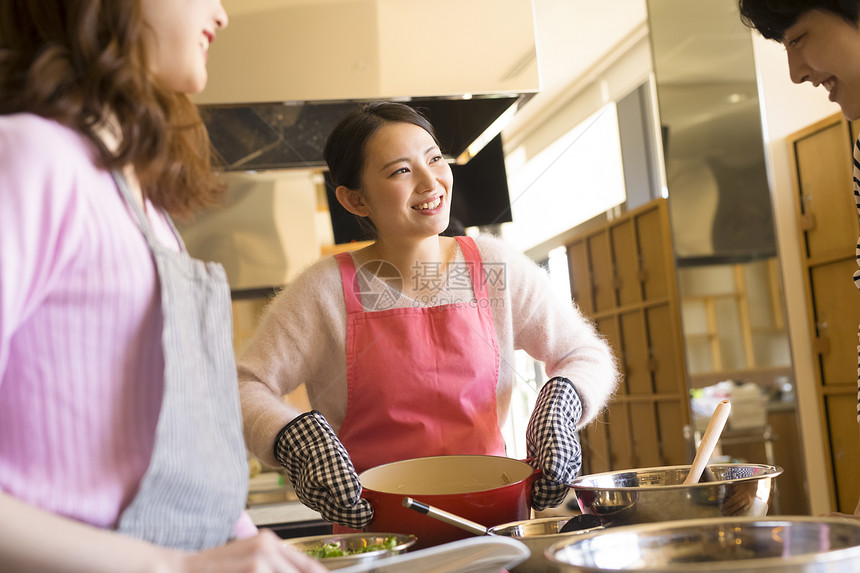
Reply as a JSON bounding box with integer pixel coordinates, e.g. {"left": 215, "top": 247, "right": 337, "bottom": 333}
{"left": 238, "top": 235, "right": 619, "bottom": 467}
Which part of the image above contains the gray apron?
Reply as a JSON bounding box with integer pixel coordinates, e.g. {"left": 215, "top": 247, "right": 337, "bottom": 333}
{"left": 111, "top": 172, "right": 248, "bottom": 550}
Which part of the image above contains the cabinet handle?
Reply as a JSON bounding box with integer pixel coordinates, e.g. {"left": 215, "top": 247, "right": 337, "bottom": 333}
{"left": 799, "top": 213, "right": 816, "bottom": 231}
{"left": 812, "top": 337, "right": 830, "bottom": 355}
{"left": 647, "top": 357, "right": 658, "bottom": 372}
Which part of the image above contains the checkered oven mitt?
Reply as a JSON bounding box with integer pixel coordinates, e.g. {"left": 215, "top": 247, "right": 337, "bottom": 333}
{"left": 526, "top": 377, "right": 583, "bottom": 510}
{"left": 274, "top": 410, "right": 374, "bottom": 529}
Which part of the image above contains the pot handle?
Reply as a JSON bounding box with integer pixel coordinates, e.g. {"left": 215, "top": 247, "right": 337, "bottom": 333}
{"left": 402, "top": 497, "right": 489, "bottom": 536}
{"left": 519, "top": 457, "right": 542, "bottom": 510}
{"left": 519, "top": 457, "right": 543, "bottom": 480}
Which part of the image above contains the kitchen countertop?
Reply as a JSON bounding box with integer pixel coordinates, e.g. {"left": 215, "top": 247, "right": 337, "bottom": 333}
{"left": 245, "top": 471, "right": 580, "bottom": 528}
{"left": 247, "top": 471, "right": 326, "bottom": 532}
{"left": 247, "top": 500, "right": 322, "bottom": 527}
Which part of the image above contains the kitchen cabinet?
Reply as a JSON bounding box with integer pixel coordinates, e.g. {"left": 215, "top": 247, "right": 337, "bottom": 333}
{"left": 568, "top": 198, "right": 808, "bottom": 515}
{"left": 788, "top": 112, "right": 860, "bottom": 513}
{"left": 568, "top": 198, "right": 691, "bottom": 473}
{"left": 708, "top": 406, "right": 807, "bottom": 516}
{"left": 679, "top": 258, "right": 791, "bottom": 378}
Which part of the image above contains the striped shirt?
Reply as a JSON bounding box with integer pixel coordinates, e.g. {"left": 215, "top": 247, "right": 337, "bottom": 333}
{"left": 853, "top": 136, "right": 860, "bottom": 422}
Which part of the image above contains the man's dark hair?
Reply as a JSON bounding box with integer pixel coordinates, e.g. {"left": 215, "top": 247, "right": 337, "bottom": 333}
{"left": 739, "top": 0, "right": 860, "bottom": 40}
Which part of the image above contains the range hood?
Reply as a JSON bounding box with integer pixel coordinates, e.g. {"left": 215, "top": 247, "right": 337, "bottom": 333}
{"left": 193, "top": 0, "right": 540, "bottom": 171}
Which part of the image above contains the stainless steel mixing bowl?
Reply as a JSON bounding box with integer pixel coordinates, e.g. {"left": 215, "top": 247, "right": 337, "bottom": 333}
{"left": 570, "top": 463, "right": 782, "bottom": 527}
{"left": 487, "top": 515, "right": 604, "bottom": 573}
{"left": 545, "top": 516, "right": 860, "bottom": 572}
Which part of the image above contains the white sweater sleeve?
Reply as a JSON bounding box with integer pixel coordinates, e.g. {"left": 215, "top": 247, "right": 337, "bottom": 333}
{"left": 474, "top": 235, "right": 619, "bottom": 426}
{"left": 237, "top": 257, "right": 349, "bottom": 467}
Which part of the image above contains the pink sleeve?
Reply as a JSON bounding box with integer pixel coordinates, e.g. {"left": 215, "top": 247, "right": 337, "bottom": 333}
{"left": 0, "top": 116, "right": 85, "bottom": 380}
{"left": 233, "top": 511, "right": 259, "bottom": 539}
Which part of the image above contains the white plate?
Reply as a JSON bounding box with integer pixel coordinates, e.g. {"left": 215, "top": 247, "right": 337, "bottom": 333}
{"left": 334, "top": 536, "right": 530, "bottom": 573}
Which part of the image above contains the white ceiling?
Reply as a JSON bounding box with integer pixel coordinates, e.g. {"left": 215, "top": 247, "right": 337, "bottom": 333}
{"left": 505, "top": 0, "right": 648, "bottom": 135}
{"left": 216, "top": 0, "right": 764, "bottom": 145}
{"left": 219, "top": 0, "right": 650, "bottom": 137}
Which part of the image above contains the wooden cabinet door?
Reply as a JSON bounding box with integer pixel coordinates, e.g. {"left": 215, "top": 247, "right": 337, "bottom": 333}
{"left": 789, "top": 113, "right": 860, "bottom": 513}
{"left": 621, "top": 310, "right": 651, "bottom": 395}
{"left": 606, "top": 403, "right": 634, "bottom": 470}
{"left": 568, "top": 240, "right": 594, "bottom": 314}
{"left": 637, "top": 207, "right": 670, "bottom": 300}
{"left": 588, "top": 232, "right": 615, "bottom": 312}
{"left": 655, "top": 400, "right": 688, "bottom": 466}
{"left": 581, "top": 413, "right": 611, "bottom": 474}
{"left": 594, "top": 316, "right": 621, "bottom": 368}
{"left": 569, "top": 199, "right": 690, "bottom": 475}
{"left": 628, "top": 402, "right": 662, "bottom": 467}
{"left": 647, "top": 304, "right": 681, "bottom": 395}
{"left": 611, "top": 220, "right": 641, "bottom": 306}
{"left": 809, "top": 259, "right": 860, "bottom": 386}
{"left": 793, "top": 121, "right": 856, "bottom": 260}
{"left": 850, "top": 119, "right": 860, "bottom": 144}
{"left": 826, "top": 394, "right": 860, "bottom": 512}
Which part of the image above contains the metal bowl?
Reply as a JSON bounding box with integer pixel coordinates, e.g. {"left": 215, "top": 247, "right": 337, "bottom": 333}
{"left": 487, "top": 515, "right": 604, "bottom": 573}
{"left": 570, "top": 464, "right": 782, "bottom": 527}
{"left": 284, "top": 532, "right": 417, "bottom": 570}
{"left": 546, "top": 516, "right": 860, "bottom": 572}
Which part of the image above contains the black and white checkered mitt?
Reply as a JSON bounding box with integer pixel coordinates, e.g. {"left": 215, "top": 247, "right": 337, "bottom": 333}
{"left": 275, "top": 410, "right": 374, "bottom": 529}
{"left": 526, "top": 377, "right": 583, "bottom": 510}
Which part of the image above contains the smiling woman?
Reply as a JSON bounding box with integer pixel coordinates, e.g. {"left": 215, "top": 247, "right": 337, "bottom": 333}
{"left": 325, "top": 102, "right": 452, "bottom": 246}
{"left": 0, "top": 1, "right": 324, "bottom": 571}
{"left": 237, "top": 101, "right": 620, "bottom": 534}
{"left": 140, "top": 0, "right": 228, "bottom": 94}
{"left": 334, "top": 122, "right": 454, "bottom": 249}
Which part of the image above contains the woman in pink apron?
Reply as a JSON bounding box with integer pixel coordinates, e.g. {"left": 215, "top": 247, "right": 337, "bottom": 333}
{"left": 0, "top": 2, "right": 324, "bottom": 571}
{"left": 239, "top": 103, "right": 620, "bottom": 530}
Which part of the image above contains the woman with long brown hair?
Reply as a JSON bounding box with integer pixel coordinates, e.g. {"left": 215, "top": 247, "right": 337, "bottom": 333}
{"left": 0, "top": 1, "right": 324, "bottom": 571}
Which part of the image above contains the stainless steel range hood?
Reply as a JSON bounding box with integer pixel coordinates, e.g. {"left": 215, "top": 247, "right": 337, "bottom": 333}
{"left": 193, "top": 0, "right": 540, "bottom": 171}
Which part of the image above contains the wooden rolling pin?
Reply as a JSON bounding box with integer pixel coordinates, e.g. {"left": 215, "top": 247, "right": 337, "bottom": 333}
{"left": 684, "top": 399, "right": 732, "bottom": 484}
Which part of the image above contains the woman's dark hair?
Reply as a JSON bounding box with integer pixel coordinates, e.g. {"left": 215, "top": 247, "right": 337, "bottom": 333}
{"left": 739, "top": 0, "right": 860, "bottom": 40}
{"left": 323, "top": 101, "right": 443, "bottom": 240}
{"left": 0, "top": 0, "right": 223, "bottom": 218}
{"left": 324, "top": 102, "right": 441, "bottom": 190}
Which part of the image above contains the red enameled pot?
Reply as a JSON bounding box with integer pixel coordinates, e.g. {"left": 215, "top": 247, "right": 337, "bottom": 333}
{"left": 359, "top": 455, "right": 537, "bottom": 549}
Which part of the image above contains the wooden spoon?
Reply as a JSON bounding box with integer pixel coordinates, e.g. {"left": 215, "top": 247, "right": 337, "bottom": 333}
{"left": 684, "top": 399, "right": 732, "bottom": 485}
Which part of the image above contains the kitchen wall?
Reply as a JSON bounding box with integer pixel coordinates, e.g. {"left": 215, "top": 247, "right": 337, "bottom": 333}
{"left": 503, "top": 31, "right": 655, "bottom": 261}
{"left": 179, "top": 169, "right": 324, "bottom": 291}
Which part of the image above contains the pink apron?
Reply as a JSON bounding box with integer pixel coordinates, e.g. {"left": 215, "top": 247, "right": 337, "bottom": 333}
{"left": 334, "top": 236, "right": 506, "bottom": 474}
